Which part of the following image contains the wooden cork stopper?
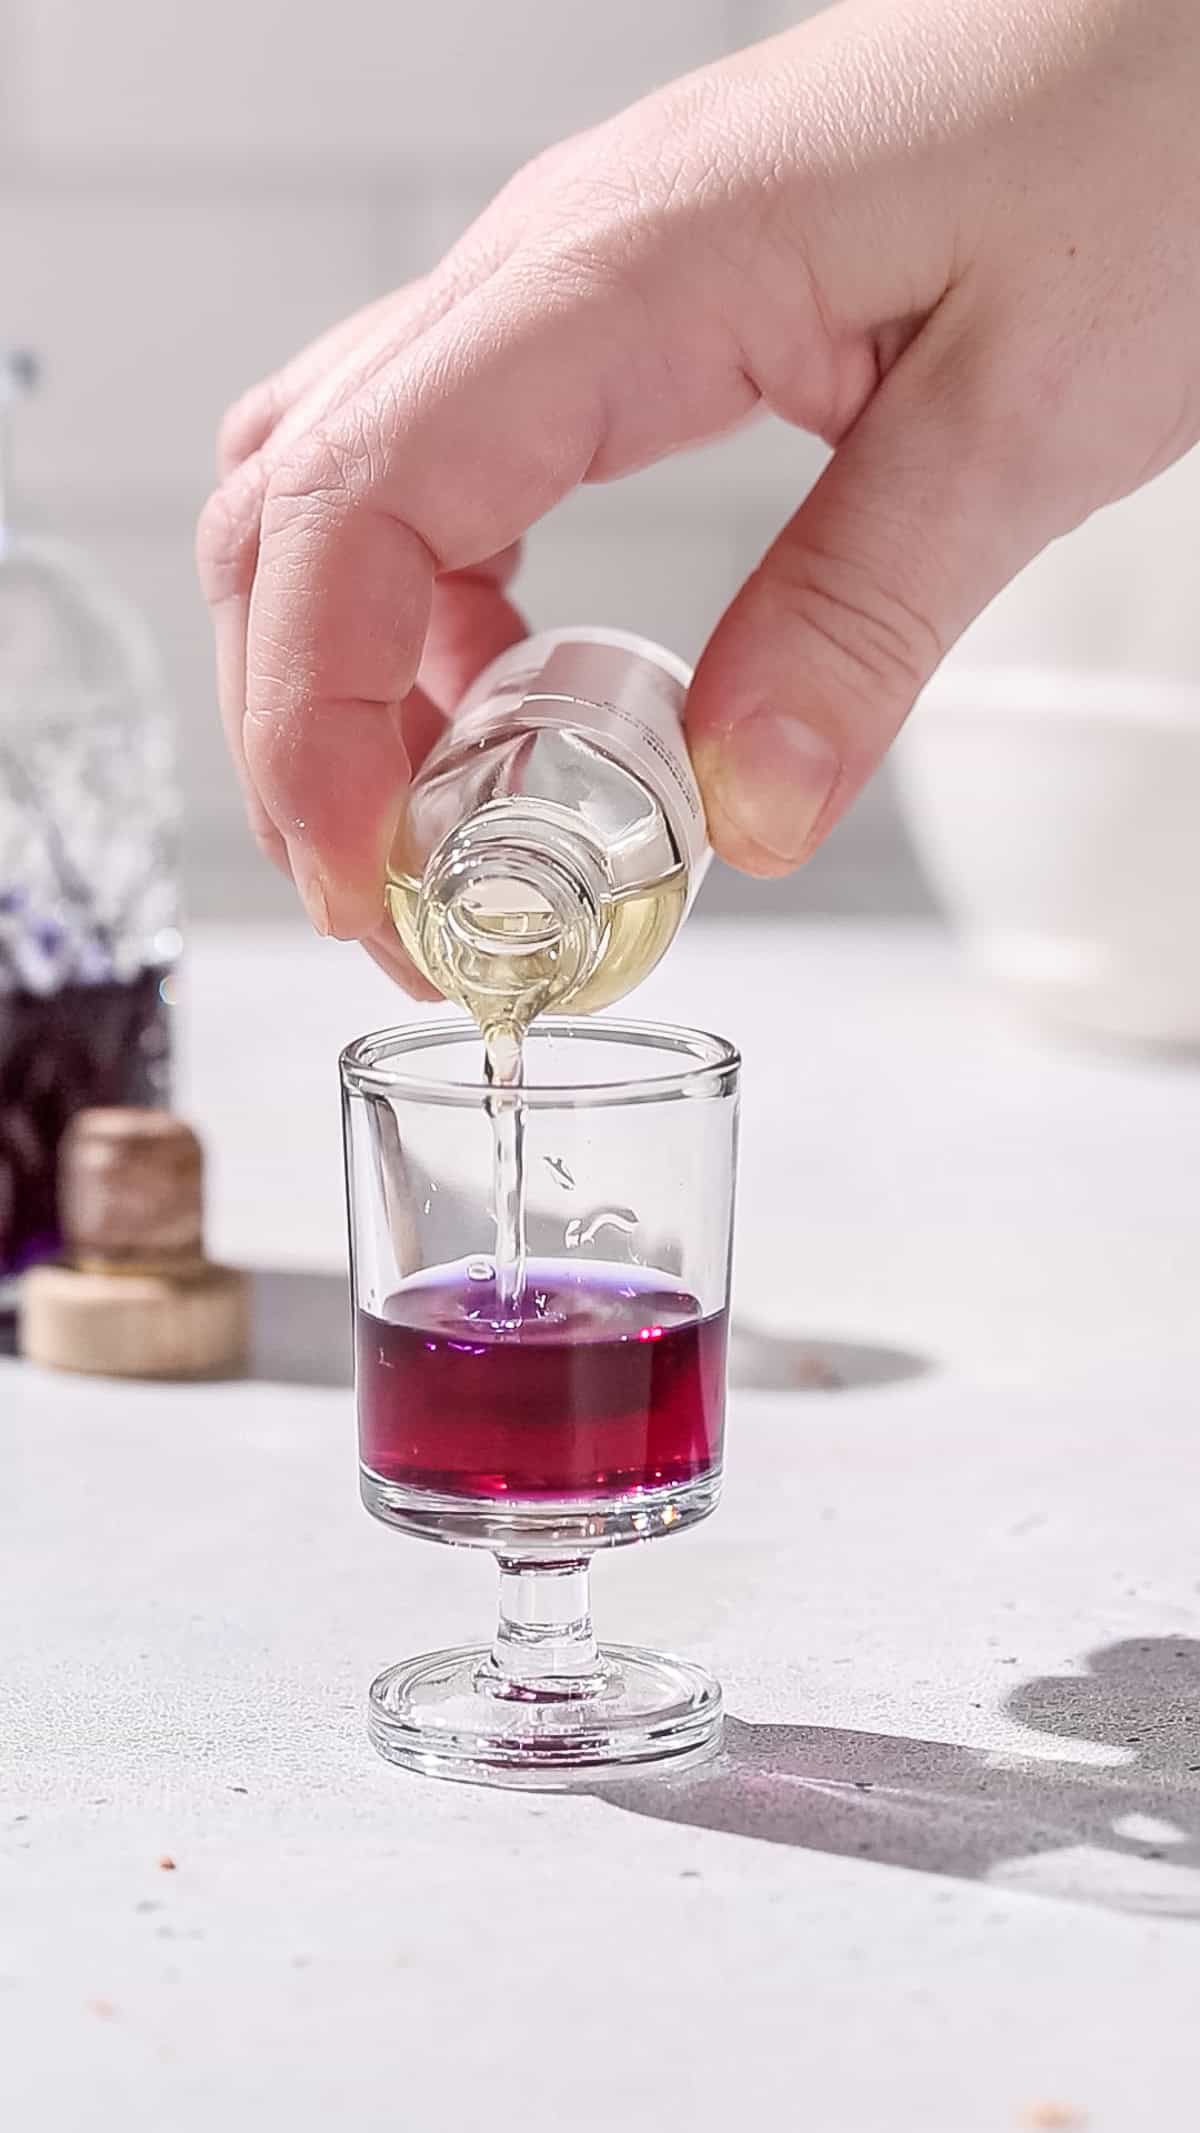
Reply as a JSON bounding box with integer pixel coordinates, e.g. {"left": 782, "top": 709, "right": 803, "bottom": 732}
{"left": 60, "top": 1108, "right": 205, "bottom": 1274}
{"left": 19, "top": 1107, "right": 249, "bottom": 1380}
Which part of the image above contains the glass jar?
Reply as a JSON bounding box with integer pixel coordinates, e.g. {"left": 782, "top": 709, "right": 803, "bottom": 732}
{"left": 0, "top": 352, "right": 178, "bottom": 1323}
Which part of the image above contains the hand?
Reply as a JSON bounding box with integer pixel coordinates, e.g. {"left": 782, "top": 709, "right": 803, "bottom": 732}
{"left": 198, "top": 0, "right": 1200, "bottom": 977}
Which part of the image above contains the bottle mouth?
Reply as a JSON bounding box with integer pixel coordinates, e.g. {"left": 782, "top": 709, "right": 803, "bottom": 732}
{"left": 418, "top": 812, "right": 605, "bottom": 1027}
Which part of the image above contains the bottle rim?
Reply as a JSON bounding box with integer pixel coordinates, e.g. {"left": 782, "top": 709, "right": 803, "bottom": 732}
{"left": 416, "top": 806, "right": 607, "bottom": 1020}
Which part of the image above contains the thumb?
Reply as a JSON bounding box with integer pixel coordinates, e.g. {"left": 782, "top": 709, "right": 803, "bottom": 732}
{"left": 687, "top": 321, "right": 1051, "bottom": 877}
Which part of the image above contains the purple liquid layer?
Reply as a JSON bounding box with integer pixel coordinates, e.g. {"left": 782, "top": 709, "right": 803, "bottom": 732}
{"left": 0, "top": 969, "right": 171, "bottom": 1284}
{"left": 357, "top": 1258, "right": 726, "bottom": 1501}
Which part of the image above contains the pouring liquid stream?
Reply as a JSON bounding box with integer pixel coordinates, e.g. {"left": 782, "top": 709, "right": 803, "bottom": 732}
{"left": 483, "top": 1021, "right": 527, "bottom": 1316}
{"left": 415, "top": 869, "right": 595, "bottom": 1328}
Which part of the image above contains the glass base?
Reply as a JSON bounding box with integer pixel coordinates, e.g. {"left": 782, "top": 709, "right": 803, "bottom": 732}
{"left": 359, "top": 1466, "right": 722, "bottom": 1553}
{"left": 368, "top": 1641, "right": 723, "bottom": 1789}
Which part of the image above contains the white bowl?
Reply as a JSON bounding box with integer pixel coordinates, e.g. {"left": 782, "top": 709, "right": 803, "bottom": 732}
{"left": 893, "top": 667, "right": 1200, "bottom": 1048}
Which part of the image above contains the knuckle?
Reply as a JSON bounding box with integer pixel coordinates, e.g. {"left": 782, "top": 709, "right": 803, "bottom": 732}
{"left": 218, "top": 380, "right": 278, "bottom": 475}
{"left": 195, "top": 469, "right": 264, "bottom": 605}
{"left": 260, "top": 435, "right": 359, "bottom": 533}
{"left": 498, "top": 137, "right": 579, "bottom": 213}
{"left": 763, "top": 536, "right": 942, "bottom": 706}
{"left": 508, "top": 139, "right": 657, "bottom": 291}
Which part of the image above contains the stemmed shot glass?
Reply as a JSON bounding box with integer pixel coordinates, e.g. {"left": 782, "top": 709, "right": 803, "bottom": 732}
{"left": 341, "top": 1018, "right": 739, "bottom": 1786}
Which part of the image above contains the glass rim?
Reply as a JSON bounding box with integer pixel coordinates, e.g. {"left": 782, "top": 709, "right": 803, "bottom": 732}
{"left": 339, "top": 1015, "right": 740, "bottom": 1110}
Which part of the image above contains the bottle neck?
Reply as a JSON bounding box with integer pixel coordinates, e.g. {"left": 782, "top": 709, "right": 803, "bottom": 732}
{"left": 419, "top": 808, "right": 606, "bottom": 1032}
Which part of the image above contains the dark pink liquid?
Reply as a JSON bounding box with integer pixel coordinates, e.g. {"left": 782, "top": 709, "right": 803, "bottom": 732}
{"left": 357, "top": 1259, "right": 726, "bottom": 1501}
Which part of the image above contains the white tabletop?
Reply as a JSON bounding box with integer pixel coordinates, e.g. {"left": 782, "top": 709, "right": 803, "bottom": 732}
{"left": 6, "top": 919, "right": 1200, "bottom": 2132}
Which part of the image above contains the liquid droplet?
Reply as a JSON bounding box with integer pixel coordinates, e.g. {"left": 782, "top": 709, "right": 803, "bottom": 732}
{"left": 545, "top": 1156, "right": 575, "bottom": 1191}
{"left": 466, "top": 1258, "right": 494, "bottom": 1283}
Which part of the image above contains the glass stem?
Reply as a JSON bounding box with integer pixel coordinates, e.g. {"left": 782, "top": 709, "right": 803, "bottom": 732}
{"left": 482, "top": 1557, "right": 603, "bottom": 1700}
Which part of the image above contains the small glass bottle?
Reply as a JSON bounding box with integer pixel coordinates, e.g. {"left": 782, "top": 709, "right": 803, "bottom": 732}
{"left": 0, "top": 352, "right": 179, "bottom": 1328}
{"left": 386, "top": 626, "right": 708, "bottom": 1033}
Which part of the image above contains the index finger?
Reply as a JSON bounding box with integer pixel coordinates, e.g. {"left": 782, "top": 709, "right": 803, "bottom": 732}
{"left": 241, "top": 274, "right": 613, "bottom": 939}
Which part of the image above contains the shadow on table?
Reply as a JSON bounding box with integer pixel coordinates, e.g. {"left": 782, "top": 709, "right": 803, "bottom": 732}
{"left": 250, "top": 1268, "right": 352, "bottom": 1389}
{"left": 596, "top": 1637, "right": 1200, "bottom": 1917}
{"left": 245, "top": 1276, "right": 935, "bottom": 1398}
{"left": 729, "top": 1324, "right": 933, "bottom": 1394}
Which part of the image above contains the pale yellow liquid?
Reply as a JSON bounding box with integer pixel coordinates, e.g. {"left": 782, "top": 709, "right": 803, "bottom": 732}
{"left": 385, "top": 862, "right": 688, "bottom": 1034}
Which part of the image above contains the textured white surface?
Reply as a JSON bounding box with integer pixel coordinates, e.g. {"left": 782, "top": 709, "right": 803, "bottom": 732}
{"left": 5, "top": 920, "right": 1200, "bottom": 2131}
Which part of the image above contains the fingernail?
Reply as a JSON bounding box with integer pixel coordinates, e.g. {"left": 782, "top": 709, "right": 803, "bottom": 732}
{"left": 702, "top": 709, "right": 841, "bottom": 865}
